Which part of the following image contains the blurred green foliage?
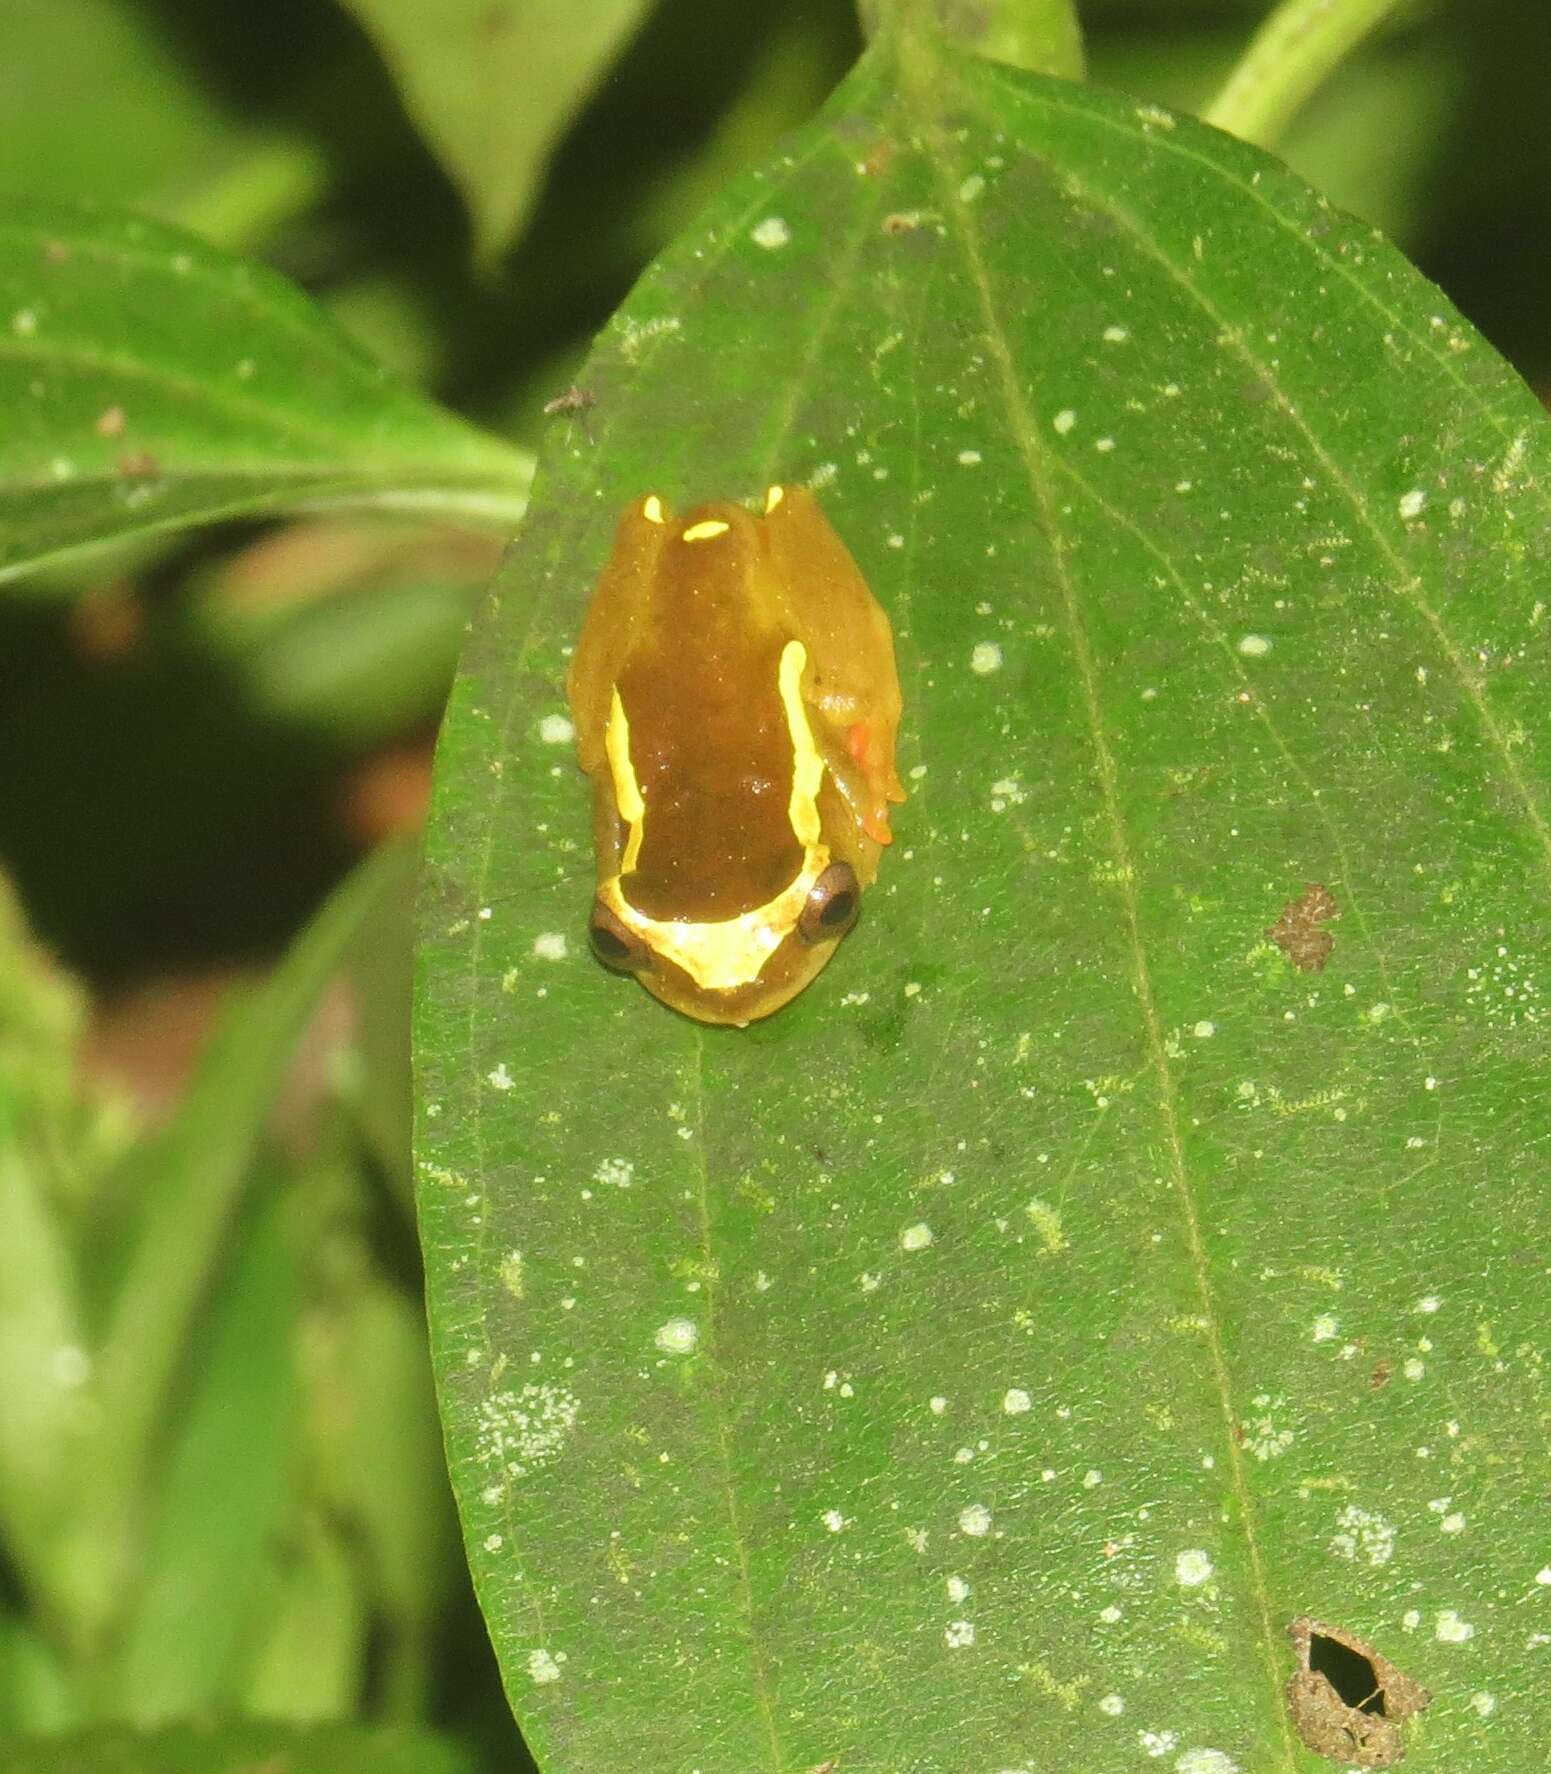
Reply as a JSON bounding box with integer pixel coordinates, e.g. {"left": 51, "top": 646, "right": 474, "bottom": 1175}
{"left": 0, "top": 2, "right": 1546, "bottom": 1770}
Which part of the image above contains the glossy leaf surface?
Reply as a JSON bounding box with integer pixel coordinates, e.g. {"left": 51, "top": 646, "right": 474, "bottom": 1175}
{"left": 417, "top": 36, "right": 1551, "bottom": 1773}
{"left": 0, "top": 200, "right": 530, "bottom": 584}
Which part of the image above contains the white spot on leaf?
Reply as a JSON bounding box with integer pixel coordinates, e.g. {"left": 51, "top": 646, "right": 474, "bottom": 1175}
{"left": 475, "top": 1385, "right": 579, "bottom": 1479}
{"left": 654, "top": 1318, "right": 698, "bottom": 1355}
{"left": 1331, "top": 1504, "right": 1395, "bottom": 1565}
{"left": 1175, "top": 1548, "right": 1213, "bottom": 1586}
{"left": 527, "top": 1648, "right": 563, "bottom": 1684}
{"left": 1175, "top": 1752, "right": 1238, "bottom": 1774}
{"left": 959, "top": 1503, "right": 992, "bottom": 1537}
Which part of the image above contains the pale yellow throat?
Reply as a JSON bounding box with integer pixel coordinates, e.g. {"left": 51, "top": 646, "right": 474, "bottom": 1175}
{"left": 602, "top": 637, "right": 828, "bottom": 992}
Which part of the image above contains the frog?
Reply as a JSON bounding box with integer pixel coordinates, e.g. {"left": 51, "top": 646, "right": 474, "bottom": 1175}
{"left": 568, "top": 484, "right": 905, "bottom": 1026}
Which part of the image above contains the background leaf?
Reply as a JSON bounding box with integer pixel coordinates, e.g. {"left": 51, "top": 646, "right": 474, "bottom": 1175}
{"left": 0, "top": 200, "right": 530, "bottom": 584}
{"left": 105, "top": 1165, "right": 304, "bottom": 1725}
{"left": 417, "top": 32, "right": 1551, "bottom": 1774}
{"left": 340, "top": 0, "right": 654, "bottom": 266}
{"left": 187, "top": 519, "right": 503, "bottom": 747}
{"left": 0, "top": 1720, "right": 478, "bottom": 1774}
{"left": 0, "top": 0, "right": 324, "bottom": 239}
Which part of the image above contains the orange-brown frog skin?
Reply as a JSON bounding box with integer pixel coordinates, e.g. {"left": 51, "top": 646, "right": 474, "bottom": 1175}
{"left": 568, "top": 485, "right": 905, "bottom": 1026}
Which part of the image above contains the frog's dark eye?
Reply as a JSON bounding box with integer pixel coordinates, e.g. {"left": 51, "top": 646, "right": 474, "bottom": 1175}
{"left": 589, "top": 900, "right": 652, "bottom": 973}
{"left": 798, "top": 861, "right": 860, "bottom": 946}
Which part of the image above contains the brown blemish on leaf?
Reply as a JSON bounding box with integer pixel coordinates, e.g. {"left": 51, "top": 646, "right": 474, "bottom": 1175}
{"left": 1287, "top": 1617, "right": 1430, "bottom": 1767}
{"left": 857, "top": 138, "right": 896, "bottom": 178}
{"left": 882, "top": 211, "right": 927, "bottom": 235}
{"left": 95, "top": 404, "right": 126, "bottom": 438}
{"left": 117, "top": 449, "right": 160, "bottom": 479}
{"left": 43, "top": 239, "right": 70, "bottom": 264}
{"left": 1370, "top": 1359, "right": 1392, "bottom": 1390}
{"left": 1268, "top": 882, "right": 1340, "bottom": 972}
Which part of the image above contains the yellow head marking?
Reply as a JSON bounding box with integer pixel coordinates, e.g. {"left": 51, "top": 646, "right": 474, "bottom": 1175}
{"left": 603, "top": 848, "right": 831, "bottom": 993}
{"left": 777, "top": 639, "right": 824, "bottom": 848}
{"left": 681, "top": 519, "right": 730, "bottom": 542}
{"left": 641, "top": 494, "right": 666, "bottom": 525}
{"left": 605, "top": 688, "right": 645, "bottom": 874}
{"left": 764, "top": 484, "right": 785, "bottom": 514}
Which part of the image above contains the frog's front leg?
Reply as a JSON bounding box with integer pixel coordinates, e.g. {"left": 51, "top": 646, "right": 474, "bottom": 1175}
{"left": 807, "top": 673, "right": 905, "bottom": 849}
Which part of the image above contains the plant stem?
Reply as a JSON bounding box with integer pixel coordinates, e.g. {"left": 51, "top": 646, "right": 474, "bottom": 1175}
{"left": 859, "top": 0, "right": 1085, "bottom": 80}
{"left": 1203, "top": 0, "right": 1409, "bottom": 148}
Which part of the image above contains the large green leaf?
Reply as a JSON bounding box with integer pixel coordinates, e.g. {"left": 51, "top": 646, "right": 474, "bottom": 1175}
{"left": 340, "top": 0, "right": 653, "bottom": 265}
{"left": 416, "top": 32, "right": 1551, "bottom": 1774}
{"left": 0, "top": 200, "right": 530, "bottom": 584}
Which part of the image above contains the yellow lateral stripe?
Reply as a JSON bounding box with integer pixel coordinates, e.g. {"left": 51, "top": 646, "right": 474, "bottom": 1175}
{"left": 764, "top": 484, "right": 785, "bottom": 513}
{"left": 642, "top": 494, "right": 666, "bottom": 524}
{"left": 777, "top": 639, "right": 824, "bottom": 848}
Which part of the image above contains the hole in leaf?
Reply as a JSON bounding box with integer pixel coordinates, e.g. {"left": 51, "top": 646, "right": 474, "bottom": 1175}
{"left": 1308, "top": 1630, "right": 1385, "bottom": 1714}
{"left": 1286, "top": 1618, "right": 1431, "bottom": 1768}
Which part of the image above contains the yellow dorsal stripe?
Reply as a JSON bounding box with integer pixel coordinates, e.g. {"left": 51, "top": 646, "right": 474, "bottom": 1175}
{"left": 605, "top": 688, "right": 645, "bottom": 874}
{"left": 601, "top": 636, "right": 828, "bottom": 993}
{"left": 681, "top": 519, "right": 730, "bottom": 542}
{"left": 778, "top": 639, "right": 824, "bottom": 848}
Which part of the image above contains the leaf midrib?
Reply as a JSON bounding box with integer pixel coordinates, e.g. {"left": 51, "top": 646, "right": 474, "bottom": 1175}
{"left": 1045, "top": 153, "right": 1551, "bottom": 895}
{"left": 0, "top": 333, "right": 446, "bottom": 462}
{"left": 909, "top": 40, "right": 1302, "bottom": 1770}
{"left": 983, "top": 65, "right": 1551, "bottom": 893}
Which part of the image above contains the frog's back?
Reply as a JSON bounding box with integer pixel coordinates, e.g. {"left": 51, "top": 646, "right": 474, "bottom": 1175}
{"left": 614, "top": 503, "right": 803, "bottom": 921}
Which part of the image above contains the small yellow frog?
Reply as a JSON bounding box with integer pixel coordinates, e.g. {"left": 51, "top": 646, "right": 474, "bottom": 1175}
{"left": 568, "top": 485, "right": 905, "bottom": 1025}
